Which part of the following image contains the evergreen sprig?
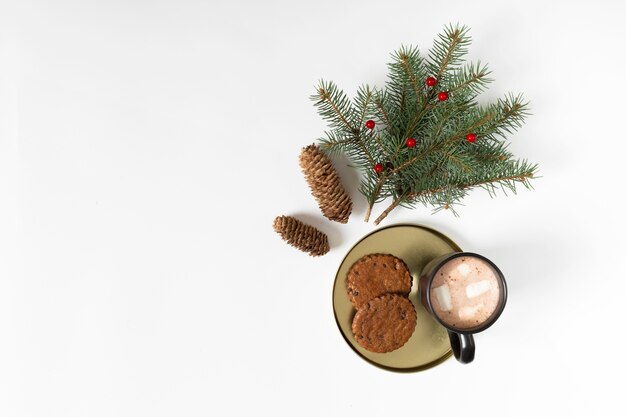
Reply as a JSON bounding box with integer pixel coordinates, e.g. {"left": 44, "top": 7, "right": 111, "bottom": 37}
{"left": 312, "top": 24, "right": 538, "bottom": 225}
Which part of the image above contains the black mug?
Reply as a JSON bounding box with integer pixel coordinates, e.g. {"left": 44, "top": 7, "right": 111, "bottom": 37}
{"left": 418, "top": 252, "right": 507, "bottom": 364}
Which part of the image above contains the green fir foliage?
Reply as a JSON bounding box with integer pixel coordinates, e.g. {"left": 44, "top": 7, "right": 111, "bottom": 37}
{"left": 311, "top": 24, "right": 537, "bottom": 225}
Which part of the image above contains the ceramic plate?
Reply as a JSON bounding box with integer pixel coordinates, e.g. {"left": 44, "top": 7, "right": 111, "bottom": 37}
{"left": 332, "top": 224, "right": 462, "bottom": 372}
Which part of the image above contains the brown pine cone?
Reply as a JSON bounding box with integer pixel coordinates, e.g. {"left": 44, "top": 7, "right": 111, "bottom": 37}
{"left": 273, "top": 215, "right": 329, "bottom": 257}
{"left": 299, "top": 144, "right": 352, "bottom": 223}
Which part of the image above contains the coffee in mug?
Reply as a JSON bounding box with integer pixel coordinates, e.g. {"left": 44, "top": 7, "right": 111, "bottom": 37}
{"left": 429, "top": 255, "right": 502, "bottom": 331}
{"left": 419, "top": 252, "right": 507, "bottom": 364}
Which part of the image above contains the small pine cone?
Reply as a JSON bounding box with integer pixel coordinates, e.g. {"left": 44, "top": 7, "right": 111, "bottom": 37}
{"left": 273, "top": 215, "right": 329, "bottom": 257}
{"left": 299, "top": 144, "right": 352, "bottom": 223}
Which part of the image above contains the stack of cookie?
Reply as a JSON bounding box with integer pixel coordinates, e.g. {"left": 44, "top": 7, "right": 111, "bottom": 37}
{"left": 347, "top": 254, "right": 417, "bottom": 353}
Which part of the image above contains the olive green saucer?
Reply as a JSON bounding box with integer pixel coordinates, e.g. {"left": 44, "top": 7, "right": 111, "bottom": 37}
{"left": 332, "top": 224, "right": 462, "bottom": 372}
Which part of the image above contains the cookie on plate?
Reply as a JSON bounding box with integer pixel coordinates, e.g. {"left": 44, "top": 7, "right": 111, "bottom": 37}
{"left": 346, "top": 253, "right": 412, "bottom": 309}
{"left": 351, "top": 294, "right": 417, "bottom": 353}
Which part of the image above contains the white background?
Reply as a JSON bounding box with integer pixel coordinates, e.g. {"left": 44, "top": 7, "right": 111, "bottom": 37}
{"left": 2, "top": 0, "right": 625, "bottom": 416}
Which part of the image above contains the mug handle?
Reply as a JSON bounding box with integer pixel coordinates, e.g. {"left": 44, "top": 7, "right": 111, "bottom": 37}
{"left": 447, "top": 330, "right": 475, "bottom": 364}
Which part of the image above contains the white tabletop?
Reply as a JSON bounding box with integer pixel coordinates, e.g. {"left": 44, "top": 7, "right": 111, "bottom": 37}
{"left": 1, "top": 0, "right": 624, "bottom": 415}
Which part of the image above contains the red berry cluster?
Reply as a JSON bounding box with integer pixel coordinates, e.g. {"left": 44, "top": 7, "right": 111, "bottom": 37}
{"left": 369, "top": 78, "right": 461, "bottom": 175}
{"left": 426, "top": 77, "right": 448, "bottom": 101}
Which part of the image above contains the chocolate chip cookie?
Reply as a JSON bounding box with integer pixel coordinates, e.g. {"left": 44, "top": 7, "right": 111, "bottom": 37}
{"left": 351, "top": 294, "right": 417, "bottom": 353}
{"left": 346, "top": 253, "right": 412, "bottom": 309}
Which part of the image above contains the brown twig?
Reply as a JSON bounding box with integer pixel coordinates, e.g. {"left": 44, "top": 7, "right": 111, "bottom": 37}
{"left": 364, "top": 176, "right": 386, "bottom": 222}
{"left": 373, "top": 197, "right": 404, "bottom": 225}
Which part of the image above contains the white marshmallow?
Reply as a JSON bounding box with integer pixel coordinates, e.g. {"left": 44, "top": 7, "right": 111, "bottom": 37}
{"left": 457, "top": 263, "right": 471, "bottom": 277}
{"left": 433, "top": 284, "right": 453, "bottom": 311}
{"left": 466, "top": 280, "right": 493, "bottom": 298}
{"left": 458, "top": 303, "right": 484, "bottom": 320}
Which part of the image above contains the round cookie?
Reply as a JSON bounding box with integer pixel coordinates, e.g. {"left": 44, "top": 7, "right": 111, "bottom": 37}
{"left": 346, "top": 253, "right": 412, "bottom": 309}
{"left": 351, "top": 294, "right": 417, "bottom": 353}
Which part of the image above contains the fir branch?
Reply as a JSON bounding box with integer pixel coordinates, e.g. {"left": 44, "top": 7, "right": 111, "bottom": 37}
{"left": 467, "top": 139, "right": 513, "bottom": 162}
{"left": 387, "top": 47, "right": 428, "bottom": 139}
{"left": 415, "top": 98, "right": 519, "bottom": 163}
{"left": 402, "top": 101, "right": 434, "bottom": 141}
{"left": 373, "top": 133, "right": 392, "bottom": 160}
{"left": 312, "top": 80, "right": 376, "bottom": 167}
{"left": 313, "top": 25, "right": 537, "bottom": 225}
{"left": 319, "top": 129, "right": 375, "bottom": 170}
{"left": 395, "top": 46, "right": 424, "bottom": 100}
{"left": 390, "top": 138, "right": 436, "bottom": 174}
{"left": 360, "top": 170, "right": 389, "bottom": 220}
{"left": 354, "top": 84, "right": 374, "bottom": 126}
{"left": 488, "top": 94, "right": 530, "bottom": 137}
{"left": 457, "top": 94, "right": 530, "bottom": 141}
{"left": 387, "top": 95, "right": 527, "bottom": 200}
{"left": 311, "top": 80, "right": 358, "bottom": 134}
{"left": 445, "top": 151, "right": 471, "bottom": 173}
{"left": 447, "top": 61, "right": 492, "bottom": 97}
{"left": 318, "top": 130, "right": 353, "bottom": 155}
{"left": 373, "top": 166, "right": 536, "bottom": 225}
{"left": 372, "top": 91, "right": 393, "bottom": 131}
{"left": 427, "top": 24, "right": 471, "bottom": 83}
{"left": 453, "top": 94, "right": 530, "bottom": 143}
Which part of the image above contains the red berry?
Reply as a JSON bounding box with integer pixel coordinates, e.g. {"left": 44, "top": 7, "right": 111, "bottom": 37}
{"left": 406, "top": 137, "right": 416, "bottom": 148}
{"left": 374, "top": 163, "right": 383, "bottom": 173}
{"left": 466, "top": 133, "right": 477, "bottom": 143}
{"left": 426, "top": 77, "right": 437, "bottom": 87}
{"left": 437, "top": 91, "right": 449, "bottom": 101}
{"left": 365, "top": 120, "right": 375, "bottom": 129}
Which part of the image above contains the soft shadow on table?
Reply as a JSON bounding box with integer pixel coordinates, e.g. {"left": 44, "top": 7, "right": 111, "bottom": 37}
{"left": 291, "top": 211, "right": 344, "bottom": 248}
